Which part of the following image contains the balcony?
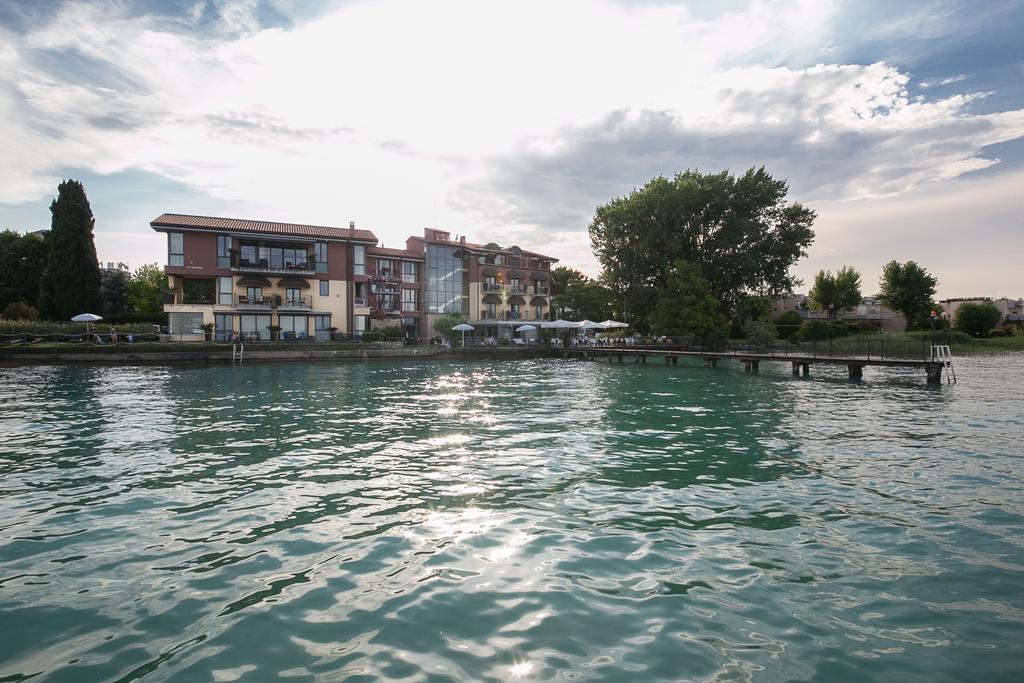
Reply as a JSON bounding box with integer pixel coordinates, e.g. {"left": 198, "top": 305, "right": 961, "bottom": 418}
{"left": 353, "top": 297, "right": 368, "bottom": 307}
{"left": 507, "top": 285, "right": 527, "bottom": 294}
{"left": 237, "top": 295, "right": 273, "bottom": 309}
{"left": 279, "top": 296, "right": 311, "bottom": 310}
{"left": 482, "top": 283, "right": 502, "bottom": 292}
{"left": 231, "top": 253, "right": 316, "bottom": 276}
{"left": 532, "top": 286, "right": 549, "bottom": 295}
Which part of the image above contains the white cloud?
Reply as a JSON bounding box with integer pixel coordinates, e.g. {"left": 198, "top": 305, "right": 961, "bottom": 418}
{"left": 0, "top": 0, "right": 1022, "bottom": 294}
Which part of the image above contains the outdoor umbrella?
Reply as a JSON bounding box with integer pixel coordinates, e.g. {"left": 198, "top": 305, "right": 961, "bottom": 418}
{"left": 515, "top": 324, "right": 537, "bottom": 343}
{"left": 598, "top": 320, "right": 629, "bottom": 328}
{"left": 576, "top": 320, "right": 605, "bottom": 330}
{"left": 71, "top": 313, "right": 103, "bottom": 342}
{"left": 541, "top": 319, "right": 577, "bottom": 329}
{"left": 452, "top": 322, "right": 474, "bottom": 347}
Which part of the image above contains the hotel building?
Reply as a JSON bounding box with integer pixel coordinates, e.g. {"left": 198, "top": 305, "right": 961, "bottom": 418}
{"left": 151, "top": 215, "right": 556, "bottom": 340}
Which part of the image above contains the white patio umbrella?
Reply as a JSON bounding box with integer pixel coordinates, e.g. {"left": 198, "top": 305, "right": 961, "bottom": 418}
{"left": 452, "top": 322, "right": 474, "bottom": 347}
{"left": 576, "top": 320, "right": 605, "bottom": 330}
{"left": 71, "top": 313, "right": 102, "bottom": 342}
{"left": 541, "top": 319, "right": 577, "bottom": 329}
{"left": 515, "top": 324, "right": 537, "bottom": 332}
{"left": 599, "top": 320, "right": 629, "bottom": 328}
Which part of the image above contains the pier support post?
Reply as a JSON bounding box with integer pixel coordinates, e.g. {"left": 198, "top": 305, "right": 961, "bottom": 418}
{"left": 926, "top": 364, "right": 942, "bottom": 384}
{"left": 792, "top": 362, "right": 800, "bottom": 376}
{"left": 665, "top": 355, "right": 671, "bottom": 365}
{"left": 744, "top": 360, "right": 759, "bottom": 374}
{"left": 671, "top": 357, "right": 678, "bottom": 366}
{"left": 801, "top": 363, "right": 809, "bottom": 377}
{"left": 640, "top": 355, "right": 646, "bottom": 364}
{"left": 848, "top": 364, "right": 864, "bottom": 380}
{"left": 703, "top": 358, "right": 718, "bottom": 368}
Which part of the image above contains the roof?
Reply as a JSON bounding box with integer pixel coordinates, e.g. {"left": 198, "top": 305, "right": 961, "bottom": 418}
{"left": 367, "top": 246, "right": 423, "bottom": 260}
{"left": 150, "top": 213, "right": 377, "bottom": 242}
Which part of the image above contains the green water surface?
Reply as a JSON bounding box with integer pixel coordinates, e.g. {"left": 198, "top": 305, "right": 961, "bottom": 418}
{"left": 1, "top": 357, "right": 1022, "bottom": 681}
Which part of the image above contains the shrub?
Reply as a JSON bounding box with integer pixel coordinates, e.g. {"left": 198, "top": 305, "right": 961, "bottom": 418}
{"left": 987, "top": 328, "right": 1010, "bottom": 338}
{"left": 743, "top": 319, "right": 778, "bottom": 345}
{"left": 773, "top": 310, "right": 802, "bottom": 341}
{"left": 1, "top": 301, "right": 39, "bottom": 320}
{"left": 800, "top": 319, "right": 848, "bottom": 341}
{"left": 954, "top": 302, "right": 1002, "bottom": 337}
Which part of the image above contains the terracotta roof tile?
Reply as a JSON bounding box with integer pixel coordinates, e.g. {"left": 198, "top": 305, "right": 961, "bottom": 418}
{"left": 150, "top": 213, "right": 377, "bottom": 242}
{"left": 367, "top": 246, "right": 424, "bottom": 260}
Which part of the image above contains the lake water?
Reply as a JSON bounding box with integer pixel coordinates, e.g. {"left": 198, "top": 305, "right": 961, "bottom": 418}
{"left": 1, "top": 356, "right": 1022, "bottom": 682}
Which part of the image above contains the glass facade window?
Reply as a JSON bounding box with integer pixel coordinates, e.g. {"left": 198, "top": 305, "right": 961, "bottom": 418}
{"left": 426, "top": 244, "right": 466, "bottom": 315}
{"left": 314, "top": 315, "right": 331, "bottom": 331}
{"left": 169, "top": 312, "right": 203, "bottom": 335}
{"left": 240, "top": 314, "right": 272, "bottom": 340}
{"left": 354, "top": 245, "right": 366, "bottom": 275}
{"left": 510, "top": 304, "right": 521, "bottom": 319}
{"left": 240, "top": 243, "right": 257, "bottom": 264}
{"left": 485, "top": 303, "right": 496, "bottom": 318}
{"left": 217, "top": 235, "right": 230, "bottom": 268}
{"left": 168, "top": 232, "right": 184, "bottom": 267}
{"left": 402, "top": 261, "right": 416, "bottom": 283}
{"left": 534, "top": 304, "right": 543, "bottom": 319}
{"left": 319, "top": 280, "right": 329, "bottom": 297}
{"left": 279, "top": 315, "right": 306, "bottom": 335}
{"left": 377, "top": 259, "right": 394, "bottom": 277}
{"left": 315, "top": 242, "right": 328, "bottom": 273}
{"left": 401, "top": 288, "right": 417, "bottom": 312}
{"left": 217, "top": 277, "right": 233, "bottom": 305}
{"left": 354, "top": 315, "right": 368, "bottom": 334}
{"left": 215, "top": 313, "right": 234, "bottom": 341}
{"left": 285, "top": 287, "right": 301, "bottom": 305}
{"left": 246, "top": 286, "right": 262, "bottom": 303}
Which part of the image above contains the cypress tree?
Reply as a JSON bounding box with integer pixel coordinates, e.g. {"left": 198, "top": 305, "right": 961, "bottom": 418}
{"left": 38, "top": 180, "right": 102, "bottom": 320}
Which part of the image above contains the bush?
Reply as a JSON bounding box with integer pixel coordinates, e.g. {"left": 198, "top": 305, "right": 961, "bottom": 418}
{"left": 101, "top": 312, "right": 167, "bottom": 325}
{"left": 954, "top": 302, "right": 1002, "bottom": 338}
{"left": 743, "top": 319, "right": 778, "bottom": 345}
{"left": 800, "top": 319, "right": 848, "bottom": 341}
{"left": 773, "top": 310, "right": 802, "bottom": 341}
{"left": 987, "top": 328, "right": 1010, "bottom": 338}
{"left": 2, "top": 301, "right": 39, "bottom": 320}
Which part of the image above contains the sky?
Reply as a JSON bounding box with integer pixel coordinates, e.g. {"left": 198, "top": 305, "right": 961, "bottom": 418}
{"left": 0, "top": 0, "right": 1022, "bottom": 299}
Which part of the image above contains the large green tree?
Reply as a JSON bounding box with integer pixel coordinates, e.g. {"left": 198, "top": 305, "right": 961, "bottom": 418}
{"left": 954, "top": 302, "right": 1002, "bottom": 337}
{"left": 0, "top": 230, "right": 49, "bottom": 310}
{"left": 809, "top": 266, "right": 862, "bottom": 320}
{"left": 100, "top": 270, "right": 129, "bottom": 315}
{"left": 589, "top": 167, "right": 815, "bottom": 328}
{"left": 127, "top": 263, "right": 168, "bottom": 314}
{"left": 877, "top": 260, "right": 938, "bottom": 329}
{"left": 550, "top": 266, "right": 613, "bottom": 321}
{"left": 651, "top": 261, "right": 728, "bottom": 339}
{"left": 38, "top": 180, "right": 102, "bottom": 320}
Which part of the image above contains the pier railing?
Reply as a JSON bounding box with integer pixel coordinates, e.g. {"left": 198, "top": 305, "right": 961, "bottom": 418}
{"left": 614, "top": 337, "right": 933, "bottom": 361}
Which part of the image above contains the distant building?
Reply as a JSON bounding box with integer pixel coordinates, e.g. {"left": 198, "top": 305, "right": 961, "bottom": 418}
{"left": 940, "top": 297, "right": 1024, "bottom": 325}
{"left": 772, "top": 294, "right": 906, "bottom": 332}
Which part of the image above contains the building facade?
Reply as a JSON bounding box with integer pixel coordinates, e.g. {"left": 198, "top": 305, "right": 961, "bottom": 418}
{"left": 152, "top": 214, "right": 378, "bottom": 340}
{"left": 152, "top": 216, "right": 556, "bottom": 341}
{"left": 405, "top": 228, "right": 557, "bottom": 340}
{"left": 940, "top": 297, "right": 1024, "bottom": 325}
{"left": 772, "top": 294, "right": 907, "bottom": 332}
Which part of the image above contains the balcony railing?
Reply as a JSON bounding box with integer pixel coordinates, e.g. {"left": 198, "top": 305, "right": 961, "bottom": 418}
{"left": 507, "top": 285, "right": 526, "bottom": 294}
{"left": 231, "top": 254, "right": 316, "bottom": 275}
{"left": 482, "top": 283, "right": 502, "bottom": 292}
{"left": 237, "top": 295, "right": 273, "bottom": 308}
{"left": 353, "top": 297, "right": 368, "bottom": 307}
{"left": 279, "top": 296, "right": 311, "bottom": 310}
{"left": 532, "top": 286, "right": 549, "bottom": 295}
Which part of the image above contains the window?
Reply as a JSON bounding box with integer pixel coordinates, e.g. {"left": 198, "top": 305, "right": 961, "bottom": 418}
{"left": 215, "top": 313, "right": 234, "bottom": 341}
{"left": 534, "top": 304, "right": 543, "bottom": 320}
{"left": 485, "top": 302, "right": 496, "bottom": 318}
{"left": 314, "top": 315, "right": 331, "bottom": 331}
{"left": 401, "top": 288, "right": 417, "bottom": 312}
{"left": 354, "top": 281, "right": 367, "bottom": 306}
{"left": 484, "top": 275, "right": 496, "bottom": 288}
{"left": 285, "top": 287, "right": 301, "bottom": 305}
{"left": 315, "top": 242, "right": 328, "bottom": 273}
{"left": 169, "top": 312, "right": 203, "bottom": 335}
{"left": 354, "top": 245, "right": 366, "bottom": 275}
{"left": 426, "top": 244, "right": 467, "bottom": 314}
{"left": 240, "top": 314, "right": 271, "bottom": 340}
{"left": 319, "top": 280, "right": 329, "bottom": 297}
{"left": 377, "top": 259, "right": 393, "bottom": 278}
{"left": 240, "top": 243, "right": 257, "bottom": 265}
{"left": 402, "top": 261, "right": 416, "bottom": 283}
{"left": 246, "top": 286, "right": 262, "bottom": 303}
{"left": 509, "top": 277, "right": 521, "bottom": 291}
{"left": 168, "top": 232, "right": 184, "bottom": 267}
{"left": 217, "top": 277, "right": 233, "bottom": 305}
{"left": 510, "top": 304, "right": 521, "bottom": 319}
{"left": 217, "top": 235, "right": 230, "bottom": 268}
{"left": 354, "top": 315, "right": 368, "bottom": 334}
{"left": 279, "top": 315, "right": 306, "bottom": 335}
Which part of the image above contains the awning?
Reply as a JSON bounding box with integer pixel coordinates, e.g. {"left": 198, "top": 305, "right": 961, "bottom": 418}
{"left": 507, "top": 295, "right": 526, "bottom": 305}
{"left": 237, "top": 275, "right": 272, "bottom": 287}
{"left": 482, "top": 293, "right": 502, "bottom": 304}
{"left": 277, "top": 276, "right": 310, "bottom": 289}
{"left": 506, "top": 271, "right": 525, "bottom": 279}
{"left": 530, "top": 273, "right": 548, "bottom": 280}
{"left": 530, "top": 296, "right": 548, "bottom": 306}
{"left": 480, "top": 268, "right": 496, "bottom": 277}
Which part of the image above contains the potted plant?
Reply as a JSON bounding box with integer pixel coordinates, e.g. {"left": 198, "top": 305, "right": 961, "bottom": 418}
{"left": 267, "top": 324, "right": 282, "bottom": 341}
{"left": 200, "top": 322, "right": 214, "bottom": 342}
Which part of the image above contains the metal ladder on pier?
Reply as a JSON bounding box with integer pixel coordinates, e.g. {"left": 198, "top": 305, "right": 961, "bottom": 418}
{"left": 931, "top": 345, "right": 956, "bottom": 383}
{"left": 231, "top": 343, "right": 244, "bottom": 365}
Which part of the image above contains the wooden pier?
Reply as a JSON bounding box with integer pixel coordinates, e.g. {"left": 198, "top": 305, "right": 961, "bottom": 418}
{"left": 564, "top": 347, "right": 951, "bottom": 384}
